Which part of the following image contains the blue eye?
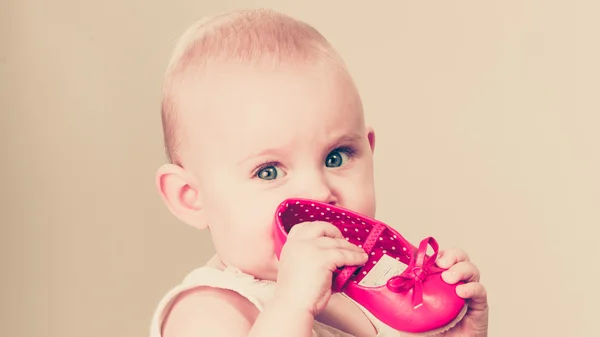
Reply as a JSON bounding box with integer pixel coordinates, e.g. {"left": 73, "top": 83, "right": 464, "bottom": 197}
{"left": 256, "top": 165, "right": 279, "bottom": 180}
{"left": 325, "top": 149, "right": 351, "bottom": 168}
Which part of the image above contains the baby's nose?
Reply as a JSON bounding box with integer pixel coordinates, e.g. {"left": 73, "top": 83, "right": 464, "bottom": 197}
{"left": 298, "top": 178, "right": 337, "bottom": 205}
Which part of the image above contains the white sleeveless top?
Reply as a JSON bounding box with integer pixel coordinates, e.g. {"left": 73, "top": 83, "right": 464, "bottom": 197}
{"left": 149, "top": 265, "right": 401, "bottom": 337}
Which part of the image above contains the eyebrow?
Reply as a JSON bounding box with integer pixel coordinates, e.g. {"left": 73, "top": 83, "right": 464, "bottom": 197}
{"left": 236, "top": 147, "right": 287, "bottom": 167}
{"left": 329, "top": 133, "right": 363, "bottom": 147}
{"left": 236, "top": 132, "right": 364, "bottom": 167}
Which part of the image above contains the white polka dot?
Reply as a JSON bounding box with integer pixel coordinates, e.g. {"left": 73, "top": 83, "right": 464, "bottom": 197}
{"left": 396, "top": 257, "right": 400, "bottom": 260}
{"left": 383, "top": 250, "right": 387, "bottom": 254}
{"left": 294, "top": 213, "right": 298, "bottom": 217}
{"left": 321, "top": 212, "right": 325, "bottom": 215}
{"left": 311, "top": 203, "right": 315, "bottom": 207}
{"left": 371, "top": 252, "right": 375, "bottom": 255}
{"left": 325, "top": 217, "right": 330, "bottom": 220}
{"left": 295, "top": 201, "right": 300, "bottom": 205}
{"left": 373, "top": 261, "right": 377, "bottom": 264}
{"left": 379, "top": 237, "right": 383, "bottom": 241}
{"left": 392, "top": 246, "right": 396, "bottom": 250}
{"left": 403, "top": 247, "right": 407, "bottom": 251}
{"left": 357, "top": 237, "right": 361, "bottom": 241}
{"left": 355, "top": 228, "right": 359, "bottom": 232}
{"left": 346, "top": 238, "right": 350, "bottom": 241}
{"left": 358, "top": 245, "right": 362, "bottom": 248}
{"left": 309, "top": 215, "right": 314, "bottom": 218}
{"left": 394, "top": 235, "right": 397, "bottom": 238}
{"left": 342, "top": 212, "right": 346, "bottom": 215}
{"left": 363, "top": 271, "right": 367, "bottom": 274}
{"left": 326, "top": 208, "right": 331, "bottom": 211}
{"left": 344, "top": 228, "right": 348, "bottom": 231}
{"left": 278, "top": 212, "right": 281, "bottom": 216}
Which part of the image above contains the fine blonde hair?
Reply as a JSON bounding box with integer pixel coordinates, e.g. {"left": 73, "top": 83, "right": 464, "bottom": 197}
{"left": 160, "top": 8, "right": 350, "bottom": 164}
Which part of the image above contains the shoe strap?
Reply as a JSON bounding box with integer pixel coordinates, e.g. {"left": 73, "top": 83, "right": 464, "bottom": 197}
{"left": 331, "top": 222, "right": 387, "bottom": 292}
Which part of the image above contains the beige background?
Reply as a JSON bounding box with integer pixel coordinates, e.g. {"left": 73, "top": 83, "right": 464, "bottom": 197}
{"left": 1, "top": 1, "right": 598, "bottom": 336}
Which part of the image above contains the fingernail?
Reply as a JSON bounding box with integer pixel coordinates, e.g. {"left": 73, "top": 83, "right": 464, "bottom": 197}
{"left": 456, "top": 284, "right": 467, "bottom": 298}
{"left": 442, "top": 271, "right": 455, "bottom": 284}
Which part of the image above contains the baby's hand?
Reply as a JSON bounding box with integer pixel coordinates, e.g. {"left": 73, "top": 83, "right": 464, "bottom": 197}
{"left": 275, "top": 221, "right": 369, "bottom": 317}
{"left": 436, "top": 248, "right": 489, "bottom": 337}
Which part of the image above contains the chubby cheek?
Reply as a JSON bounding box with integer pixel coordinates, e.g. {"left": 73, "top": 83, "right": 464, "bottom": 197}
{"left": 343, "top": 184, "right": 376, "bottom": 218}
{"left": 335, "top": 164, "right": 377, "bottom": 217}
{"left": 211, "top": 191, "right": 281, "bottom": 251}
{"left": 226, "top": 199, "right": 281, "bottom": 276}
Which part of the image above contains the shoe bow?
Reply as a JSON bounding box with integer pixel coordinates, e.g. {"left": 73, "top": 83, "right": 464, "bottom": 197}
{"left": 386, "top": 237, "right": 444, "bottom": 309}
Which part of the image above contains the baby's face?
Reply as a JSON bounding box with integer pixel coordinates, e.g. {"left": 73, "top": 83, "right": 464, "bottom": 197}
{"left": 179, "top": 61, "right": 376, "bottom": 280}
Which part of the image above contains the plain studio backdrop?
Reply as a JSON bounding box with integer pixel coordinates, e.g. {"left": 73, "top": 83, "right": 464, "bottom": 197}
{"left": 1, "top": 1, "right": 598, "bottom": 336}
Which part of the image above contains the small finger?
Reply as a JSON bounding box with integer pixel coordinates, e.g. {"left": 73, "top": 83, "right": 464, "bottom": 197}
{"left": 456, "top": 282, "right": 488, "bottom": 311}
{"left": 316, "top": 237, "right": 365, "bottom": 252}
{"left": 436, "top": 248, "right": 470, "bottom": 268}
{"left": 289, "top": 221, "right": 342, "bottom": 240}
{"left": 342, "top": 240, "right": 366, "bottom": 253}
{"left": 327, "top": 249, "right": 369, "bottom": 270}
{"left": 441, "top": 261, "right": 480, "bottom": 284}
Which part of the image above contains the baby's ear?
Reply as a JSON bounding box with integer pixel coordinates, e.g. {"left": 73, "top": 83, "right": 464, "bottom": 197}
{"left": 155, "top": 164, "right": 207, "bottom": 230}
{"left": 366, "top": 127, "right": 376, "bottom": 153}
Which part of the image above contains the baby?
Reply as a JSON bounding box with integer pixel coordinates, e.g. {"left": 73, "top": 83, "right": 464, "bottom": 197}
{"left": 150, "top": 9, "right": 488, "bottom": 337}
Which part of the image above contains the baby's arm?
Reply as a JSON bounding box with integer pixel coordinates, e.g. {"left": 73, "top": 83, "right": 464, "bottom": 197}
{"left": 248, "top": 295, "right": 315, "bottom": 337}
{"left": 163, "top": 221, "right": 367, "bottom": 337}
{"left": 162, "top": 286, "right": 314, "bottom": 337}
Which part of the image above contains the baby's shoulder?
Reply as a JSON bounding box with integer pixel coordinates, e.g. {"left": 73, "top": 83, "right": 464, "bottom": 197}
{"left": 162, "top": 286, "right": 259, "bottom": 337}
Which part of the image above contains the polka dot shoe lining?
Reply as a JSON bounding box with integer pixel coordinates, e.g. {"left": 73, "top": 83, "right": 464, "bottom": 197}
{"left": 278, "top": 201, "right": 418, "bottom": 288}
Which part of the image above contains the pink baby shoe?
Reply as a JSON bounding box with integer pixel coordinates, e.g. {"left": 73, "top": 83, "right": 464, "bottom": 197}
{"left": 273, "top": 198, "right": 468, "bottom": 335}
